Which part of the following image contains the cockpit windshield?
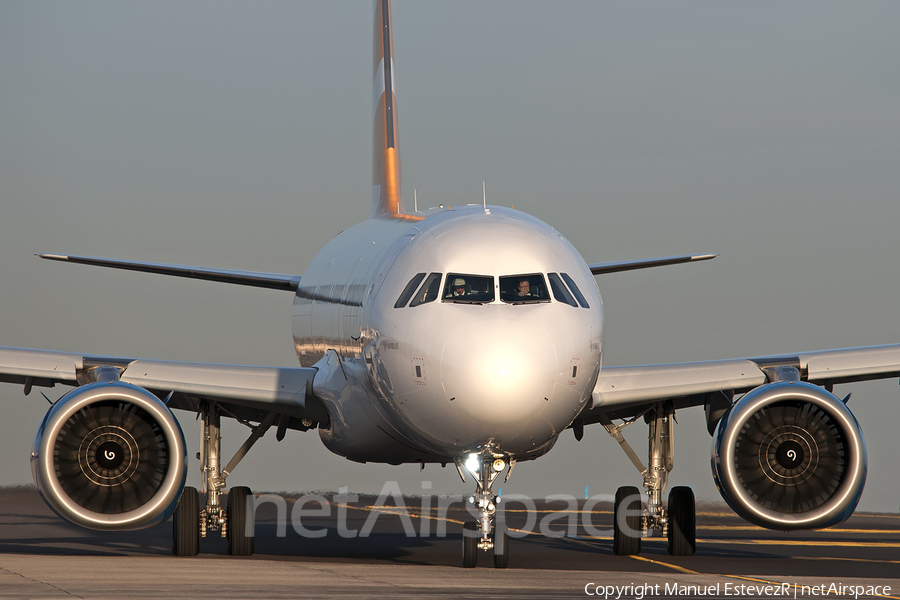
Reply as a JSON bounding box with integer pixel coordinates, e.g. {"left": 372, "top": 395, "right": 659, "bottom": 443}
{"left": 547, "top": 272, "right": 578, "bottom": 307}
{"left": 409, "top": 272, "right": 442, "bottom": 307}
{"left": 443, "top": 274, "right": 494, "bottom": 304}
{"left": 500, "top": 274, "right": 549, "bottom": 304}
{"left": 397, "top": 271, "right": 578, "bottom": 308}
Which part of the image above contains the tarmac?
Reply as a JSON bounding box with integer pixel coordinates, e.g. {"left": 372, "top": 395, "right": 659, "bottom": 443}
{"left": 1, "top": 487, "right": 898, "bottom": 599}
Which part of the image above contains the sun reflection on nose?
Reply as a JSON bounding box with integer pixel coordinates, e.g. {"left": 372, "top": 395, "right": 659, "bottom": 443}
{"left": 479, "top": 343, "right": 529, "bottom": 398}
{"left": 440, "top": 320, "right": 557, "bottom": 426}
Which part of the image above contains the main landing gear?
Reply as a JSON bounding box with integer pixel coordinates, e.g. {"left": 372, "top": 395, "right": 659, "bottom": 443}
{"left": 601, "top": 402, "right": 696, "bottom": 556}
{"left": 457, "top": 446, "right": 514, "bottom": 568}
{"left": 172, "top": 401, "right": 277, "bottom": 556}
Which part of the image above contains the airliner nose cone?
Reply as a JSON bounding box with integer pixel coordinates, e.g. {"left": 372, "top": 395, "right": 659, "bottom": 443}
{"left": 440, "top": 320, "right": 558, "bottom": 428}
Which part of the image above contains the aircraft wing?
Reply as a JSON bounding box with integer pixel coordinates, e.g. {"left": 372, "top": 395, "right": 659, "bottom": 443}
{"left": 38, "top": 254, "right": 302, "bottom": 291}
{"left": 0, "top": 346, "right": 325, "bottom": 426}
{"left": 588, "top": 253, "right": 716, "bottom": 275}
{"left": 587, "top": 343, "right": 900, "bottom": 419}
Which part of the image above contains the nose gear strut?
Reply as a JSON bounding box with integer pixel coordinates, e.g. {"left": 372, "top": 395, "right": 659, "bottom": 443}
{"left": 455, "top": 446, "right": 515, "bottom": 568}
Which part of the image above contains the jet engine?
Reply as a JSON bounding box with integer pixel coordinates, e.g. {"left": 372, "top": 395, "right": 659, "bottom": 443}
{"left": 711, "top": 380, "right": 866, "bottom": 530}
{"left": 31, "top": 381, "right": 187, "bottom": 530}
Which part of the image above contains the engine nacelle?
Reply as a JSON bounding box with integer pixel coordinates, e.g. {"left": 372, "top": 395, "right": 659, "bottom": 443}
{"left": 31, "top": 381, "right": 187, "bottom": 531}
{"left": 712, "top": 380, "right": 866, "bottom": 530}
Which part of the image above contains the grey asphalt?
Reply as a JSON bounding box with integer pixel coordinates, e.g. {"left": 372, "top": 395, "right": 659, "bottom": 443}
{"left": 1, "top": 487, "right": 898, "bottom": 599}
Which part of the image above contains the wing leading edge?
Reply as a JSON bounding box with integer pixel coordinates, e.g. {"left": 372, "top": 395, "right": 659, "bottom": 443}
{"left": 0, "top": 346, "right": 325, "bottom": 424}
{"left": 589, "top": 343, "right": 900, "bottom": 418}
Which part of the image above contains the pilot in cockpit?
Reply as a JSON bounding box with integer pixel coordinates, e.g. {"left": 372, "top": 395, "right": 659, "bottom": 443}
{"left": 451, "top": 277, "right": 468, "bottom": 297}
{"left": 516, "top": 278, "right": 534, "bottom": 299}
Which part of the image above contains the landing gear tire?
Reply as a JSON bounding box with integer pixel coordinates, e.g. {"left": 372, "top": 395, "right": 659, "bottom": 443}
{"left": 492, "top": 523, "right": 509, "bottom": 569}
{"left": 613, "top": 485, "right": 642, "bottom": 556}
{"left": 462, "top": 522, "right": 479, "bottom": 568}
{"left": 172, "top": 486, "right": 200, "bottom": 557}
{"left": 227, "top": 486, "right": 255, "bottom": 556}
{"left": 667, "top": 486, "right": 696, "bottom": 556}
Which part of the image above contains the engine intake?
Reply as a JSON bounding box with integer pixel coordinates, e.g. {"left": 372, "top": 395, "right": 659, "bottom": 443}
{"left": 31, "top": 381, "right": 186, "bottom": 530}
{"left": 712, "top": 380, "right": 866, "bottom": 530}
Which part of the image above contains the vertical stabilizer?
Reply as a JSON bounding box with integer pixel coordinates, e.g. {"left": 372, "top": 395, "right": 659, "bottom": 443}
{"left": 372, "top": 0, "right": 418, "bottom": 220}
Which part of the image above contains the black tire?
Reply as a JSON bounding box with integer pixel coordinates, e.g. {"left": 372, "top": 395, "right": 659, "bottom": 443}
{"left": 172, "top": 486, "right": 200, "bottom": 556}
{"left": 462, "top": 522, "right": 479, "bottom": 568}
{"left": 667, "top": 486, "right": 696, "bottom": 556}
{"left": 227, "top": 486, "right": 255, "bottom": 556}
{"left": 613, "top": 486, "right": 642, "bottom": 556}
{"left": 492, "top": 523, "right": 509, "bottom": 569}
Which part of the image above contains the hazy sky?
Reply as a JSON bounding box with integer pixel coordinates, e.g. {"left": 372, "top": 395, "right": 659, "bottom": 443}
{"left": 2, "top": 1, "right": 899, "bottom": 513}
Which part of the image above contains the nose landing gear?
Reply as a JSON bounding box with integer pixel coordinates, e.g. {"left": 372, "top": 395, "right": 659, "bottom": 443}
{"left": 456, "top": 447, "right": 514, "bottom": 568}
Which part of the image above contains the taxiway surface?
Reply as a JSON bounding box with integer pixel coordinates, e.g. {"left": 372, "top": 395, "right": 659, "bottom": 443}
{"left": 1, "top": 487, "right": 898, "bottom": 599}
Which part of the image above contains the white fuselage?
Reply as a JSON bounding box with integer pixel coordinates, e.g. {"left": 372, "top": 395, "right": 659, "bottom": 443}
{"left": 292, "top": 205, "right": 603, "bottom": 465}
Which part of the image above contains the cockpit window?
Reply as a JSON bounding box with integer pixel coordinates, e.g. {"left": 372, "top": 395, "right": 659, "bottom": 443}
{"left": 395, "top": 273, "right": 426, "bottom": 308}
{"left": 443, "top": 274, "right": 494, "bottom": 304}
{"left": 409, "top": 272, "right": 442, "bottom": 307}
{"left": 500, "top": 274, "right": 549, "bottom": 304}
{"left": 560, "top": 272, "right": 590, "bottom": 308}
{"left": 548, "top": 273, "right": 578, "bottom": 307}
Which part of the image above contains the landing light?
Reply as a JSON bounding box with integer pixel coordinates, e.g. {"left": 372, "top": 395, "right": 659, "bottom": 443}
{"left": 464, "top": 452, "right": 481, "bottom": 476}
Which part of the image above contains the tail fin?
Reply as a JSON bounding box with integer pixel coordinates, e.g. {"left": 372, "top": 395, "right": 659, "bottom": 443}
{"left": 372, "top": 0, "right": 418, "bottom": 220}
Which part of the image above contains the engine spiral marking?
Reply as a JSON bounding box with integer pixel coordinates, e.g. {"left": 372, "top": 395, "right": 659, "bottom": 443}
{"left": 53, "top": 400, "right": 170, "bottom": 514}
{"left": 734, "top": 401, "right": 846, "bottom": 513}
{"left": 758, "top": 425, "right": 817, "bottom": 486}
{"left": 78, "top": 426, "right": 140, "bottom": 487}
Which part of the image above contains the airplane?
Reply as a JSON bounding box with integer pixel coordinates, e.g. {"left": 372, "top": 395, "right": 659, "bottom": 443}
{"left": 2, "top": 0, "right": 899, "bottom": 569}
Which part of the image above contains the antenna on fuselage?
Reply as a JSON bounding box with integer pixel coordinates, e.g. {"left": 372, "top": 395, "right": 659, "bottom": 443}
{"left": 483, "top": 181, "right": 489, "bottom": 214}
{"left": 414, "top": 189, "right": 418, "bottom": 212}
